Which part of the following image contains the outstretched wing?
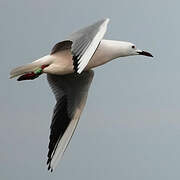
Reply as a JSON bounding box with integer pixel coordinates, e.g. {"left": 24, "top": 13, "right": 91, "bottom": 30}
{"left": 51, "top": 18, "right": 109, "bottom": 74}
{"left": 47, "top": 70, "right": 94, "bottom": 172}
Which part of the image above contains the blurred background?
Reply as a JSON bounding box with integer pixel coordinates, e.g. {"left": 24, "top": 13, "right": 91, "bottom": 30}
{"left": 0, "top": 0, "right": 180, "bottom": 179}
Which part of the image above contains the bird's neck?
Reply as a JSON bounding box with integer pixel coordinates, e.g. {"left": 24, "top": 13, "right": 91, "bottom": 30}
{"left": 88, "top": 39, "right": 130, "bottom": 68}
{"left": 101, "top": 39, "right": 130, "bottom": 58}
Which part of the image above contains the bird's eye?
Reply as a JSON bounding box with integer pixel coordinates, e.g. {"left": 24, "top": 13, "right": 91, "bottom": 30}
{"left": 132, "top": 45, "right": 135, "bottom": 49}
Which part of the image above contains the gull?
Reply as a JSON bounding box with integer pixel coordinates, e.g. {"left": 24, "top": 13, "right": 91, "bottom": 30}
{"left": 10, "top": 18, "right": 153, "bottom": 172}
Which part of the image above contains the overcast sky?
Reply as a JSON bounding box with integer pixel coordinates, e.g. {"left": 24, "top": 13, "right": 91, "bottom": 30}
{"left": 1, "top": 0, "right": 180, "bottom": 179}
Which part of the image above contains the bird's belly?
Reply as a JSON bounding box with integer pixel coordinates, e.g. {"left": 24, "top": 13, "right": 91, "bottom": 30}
{"left": 43, "top": 50, "right": 74, "bottom": 75}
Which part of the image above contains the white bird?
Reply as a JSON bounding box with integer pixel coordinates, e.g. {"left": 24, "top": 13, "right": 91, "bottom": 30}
{"left": 10, "top": 18, "right": 153, "bottom": 172}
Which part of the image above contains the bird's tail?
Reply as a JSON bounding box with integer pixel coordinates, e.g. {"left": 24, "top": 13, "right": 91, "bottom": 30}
{"left": 10, "top": 55, "right": 52, "bottom": 81}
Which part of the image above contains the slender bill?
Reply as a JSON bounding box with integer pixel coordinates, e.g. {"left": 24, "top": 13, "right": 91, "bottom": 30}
{"left": 138, "top": 50, "right": 153, "bottom": 57}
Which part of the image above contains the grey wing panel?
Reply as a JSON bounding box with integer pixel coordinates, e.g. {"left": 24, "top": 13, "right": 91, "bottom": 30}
{"left": 46, "top": 70, "right": 94, "bottom": 171}
{"left": 67, "top": 18, "right": 109, "bottom": 74}
{"left": 50, "top": 19, "right": 109, "bottom": 74}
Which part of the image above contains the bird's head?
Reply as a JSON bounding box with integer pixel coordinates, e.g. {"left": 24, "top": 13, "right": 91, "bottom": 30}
{"left": 125, "top": 42, "right": 153, "bottom": 57}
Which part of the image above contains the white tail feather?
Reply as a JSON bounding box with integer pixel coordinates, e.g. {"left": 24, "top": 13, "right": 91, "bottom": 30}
{"left": 10, "top": 55, "right": 53, "bottom": 78}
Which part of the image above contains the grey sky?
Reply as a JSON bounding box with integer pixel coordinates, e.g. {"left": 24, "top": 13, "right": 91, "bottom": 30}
{"left": 1, "top": 0, "right": 180, "bottom": 179}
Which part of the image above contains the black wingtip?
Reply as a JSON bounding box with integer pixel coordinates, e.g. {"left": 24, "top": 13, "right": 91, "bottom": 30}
{"left": 47, "top": 164, "right": 53, "bottom": 172}
{"left": 47, "top": 157, "right": 51, "bottom": 165}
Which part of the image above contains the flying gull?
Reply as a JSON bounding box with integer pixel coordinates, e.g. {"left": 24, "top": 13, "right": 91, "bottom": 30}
{"left": 10, "top": 18, "right": 153, "bottom": 172}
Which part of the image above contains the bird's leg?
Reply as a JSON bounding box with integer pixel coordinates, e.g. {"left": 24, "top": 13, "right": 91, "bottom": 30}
{"left": 17, "top": 65, "right": 49, "bottom": 81}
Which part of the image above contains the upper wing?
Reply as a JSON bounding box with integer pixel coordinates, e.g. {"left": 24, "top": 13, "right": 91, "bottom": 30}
{"left": 51, "top": 18, "right": 109, "bottom": 74}
{"left": 51, "top": 40, "right": 72, "bottom": 55}
{"left": 47, "top": 70, "right": 94, "bottom": 172}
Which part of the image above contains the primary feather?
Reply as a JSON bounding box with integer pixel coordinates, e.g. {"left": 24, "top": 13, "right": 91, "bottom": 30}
{"left": 47, "top": 70, "right": 94, "bottom": 171}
